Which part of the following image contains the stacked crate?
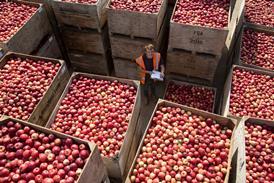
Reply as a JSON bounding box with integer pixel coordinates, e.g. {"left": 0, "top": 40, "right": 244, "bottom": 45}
{"left": 0, "top": 1, "right": 60, "bottom": 58}
{"left": 107, "top": 0, "right": 168, "bottom": 80}
{"left": 51, "top": 0, "right": 112, "bottom": 75}
{"left": 166, "top": 0, "right": 244, "bottom": 85}
{"left": 233, "top": 24, "right": 273, "bottom": 72}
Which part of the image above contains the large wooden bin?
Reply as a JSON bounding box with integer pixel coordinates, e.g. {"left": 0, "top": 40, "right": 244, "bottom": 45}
{"left": 234, "top": 117, "right": 274, "bottom": 183}
{"left": 45, "top": 72, "right": 141, "bottom": 179}
{"left": 169, "top": 0, "right": 244, "bottom": 56}
{"left": 107, "top": 0, "right": 168, "bottom": 39}
{"left": 163, "top": 80, "right": 217, "bottom": 112}
{"left": 51, "top": 0, "right": 109, "bottom": 31}
{"left": 166, "top": 50, "right": 220, "bottom": 83}
{"left": 0, "top": 52, "right": 69, "bottom": 126}
{"left": 109, "top": 6, "right": 169, "bottom": 60}
{"left": 125, "top": 99, "right": 237, "bottom": 182}
{"left": 0, "top": 1, "right": 52, "bottom": 54}
{"left": 221, "top": 65, "right": 274, "bottom": 121}
{"left": 0, "top": 116, "right": 109, "bottom": 183}
{"left": 233, "top": 24, "right": 274, "bottom": 72}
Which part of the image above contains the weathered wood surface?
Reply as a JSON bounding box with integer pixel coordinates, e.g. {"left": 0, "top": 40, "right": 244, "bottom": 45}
{"left": 51, "top": 0, "right": 109, "bottom": 31}
{"left": 169, "top": 0, "right": 244, "bottom": 55}
{"left": 166, "top": 49, "right": 220, "bottom": 83}
{"left": 0, "top": 116, "right": 109, "bottom": 183}
{"left": 107, "top": 0, "right": 168, "bottom": 39}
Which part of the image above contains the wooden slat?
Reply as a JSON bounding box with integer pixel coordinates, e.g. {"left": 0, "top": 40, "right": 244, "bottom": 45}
{"left": 45, "top": 72, "right": 141, "bottom": 179}
{"left": 110, "top": 7, "right": 169, "bottom": 60}
{"left": 0, "top": 116, "right": 109, "bottom": 183}
{"left": 68, "top": 50, "right": 112, "bottom": 75}
{"left": 113, "top": 58, "right": 140, "bottom": 80}
{"left": 61, "top": 25, "right": 109, "bottom": 54}
{"left": 34, "top": 34, "right": 62, "bottom": 59}
{"left": 0, "top": 1, "right": 52, "bottom": 54}
{"left": 125, "top": 99, "right": 237, "bottom": 183}
{"left": 107, "top": 0, "right": 168, "bottom": 39}
{"left": 166, "top": 49, "right": 220, "bottom": 82}
{"left": 0, "top": 52, "right": 70, "bottom": 126}
{"left": 169, "top": 0, "right": 244, "bottom": 56}
{"left": 51, "top": 0, "right": 108, "bottom": 31}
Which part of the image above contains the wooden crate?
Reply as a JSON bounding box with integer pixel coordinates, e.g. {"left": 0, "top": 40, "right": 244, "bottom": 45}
{"left": 34, "top": 34, "right": 62, "bottom": 59}
{"left": 0, "top": 52, "right": 70, "bottom": 126}
{"left": 221, "top": 65, "right": 274, "bottom": 122}
{"left": 233, "top": 24, "right": 274, "bottom": 72}
{"left": 0, "top": 116, "right": 109, "bottom": 183}
{"left": 68, "top": 50, "right": 112, "bottom": 75}
{"left": 107, "top": 0, "right": 168, "bottom": 39}
{"left": 0, "top": 1, "right": 52, "bottom": 54}
{"left": 234, "top": 117, "right": 274, "bottom": 183}
{"left": 61, "top": 25, "right": 110, "bottom": 54}
{"left": 166, "top": 49, "right": 220, "bottom": 83}
{"left": 51, "top": 0, "right": 108, "bottom": 31}
{"left": 113, "top": 58, "right": 140, "bottom": 80}
{"left": 45, "top": 72, "right": 141, "bottom": 179}
{"left": 110, "top": 7, "right": 169, "bottom": 60}
{"left": 163, "top": 80, "right": 217, "bottom": 112}
{"left": 169, "top": 0, "right": 244, "bottom": 56}
{"left": 125, "top": 99, "right": 237, "bottom": 182}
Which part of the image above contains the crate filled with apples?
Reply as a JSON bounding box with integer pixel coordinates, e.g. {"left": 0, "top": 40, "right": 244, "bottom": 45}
{"left": 107, "top": 0, "right": 168, "bottom": 39}
{"left": 235, "top": 117, "right": 274, "bottom": 183}
{"left": 222, "top": 65, "right": 274, "bottom": 121}
{"left": 126, "top": 99, "right": 236, "bottom": 182}
{"left": 164, "top": 80, "right": 216, "bottom": 112}
{"left": 0, "top": 52, "right": 69, "bottom": 125}
{"left": 0, "top": 116, "right": 108, "bottom": 183}
{"left": 237, "top": 25, "right": 274, "bottom": 72}
{"left": 245, "top": 0, "right": 274, "bottom": 28}
{"left": 45, "top": 72, "right": 141, "bottom": 179}
{"left": 169, "top": 0, "right": 244, "bottom": 56}
{"left": 0, "top": 1, "right": 52, "bottom": 54}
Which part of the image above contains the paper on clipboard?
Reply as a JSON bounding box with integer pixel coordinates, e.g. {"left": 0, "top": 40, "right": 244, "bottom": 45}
{"left": 150, "top": 70, "right": 164, "bottom": 81}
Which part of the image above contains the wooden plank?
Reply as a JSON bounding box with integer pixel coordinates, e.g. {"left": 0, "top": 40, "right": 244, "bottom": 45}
{"left": 107, "top": 0, "right": 168, "bottom": 39}
{"left": 166, "top": 49, "right": 220, "bottom": 82}
{"left": 235, "top": 117, "right": 274, "bottom": 183}
{"left": 61, "top": 25, "right": 109, "bottom": 54}
{"left": 68, "top": 51, "right": 112, "bottom": 75}
{"left": 0, "top": 1, "right": 52, "bottom": 54}
{"left": 169, "top": 0, "right": 244, "bottom": 56}
{"left": 113, "top": 58, "right": 140, "bottom": 80}
{"left": 221, "top": 65, "right": 274, "bottom": 122}
{"left": 125, "top": 99, "right": 237, "bottom": 182}
{"left": 0, "top": 116, "right": 109, "bottom": 183}
{"left": 0, "top": 52, "right": 70, "bottom": 126}
{"left": 51, "top": 0, "right": 108, "bottom": 31}
{"left": 163, "top": 80, "right": 217, "bottom": 112}
{"left": 34, "top": 34, "right": 62, "bottom": 59}
{"left": 110, "top": 8, "right": 169, "bottom": 60}
{"left": 234, "top": 24, "right": 274, "bottom": 73}
{"left": 45, "top": 72, "right": 141, "bottom": 179}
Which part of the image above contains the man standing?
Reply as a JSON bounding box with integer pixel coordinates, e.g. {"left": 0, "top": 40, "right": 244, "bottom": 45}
{"left": 135, "top": 44, "right": 165, "bottom": 104}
